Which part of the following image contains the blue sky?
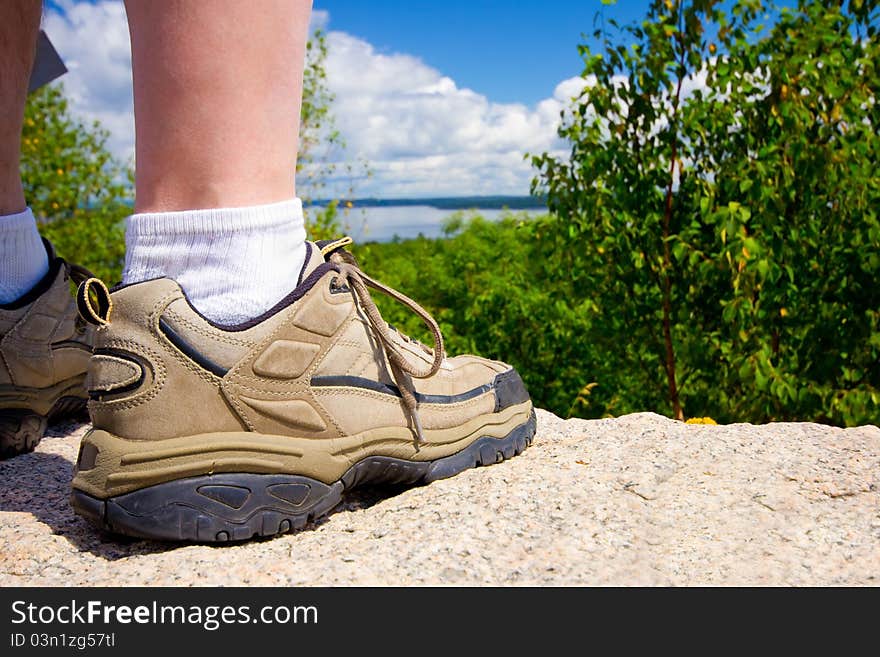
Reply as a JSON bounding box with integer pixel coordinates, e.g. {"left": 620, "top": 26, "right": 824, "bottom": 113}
{"left": 314, "top": 0, "right": 651, "bottom": 106}
{"left": 44, "top": 1, "right": 776, "bottom": 198}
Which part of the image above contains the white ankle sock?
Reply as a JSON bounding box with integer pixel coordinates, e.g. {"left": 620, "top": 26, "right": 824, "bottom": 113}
{"left": 0, "top": 207, "right": 49, "bottom": 304}
{"left": 122, "top": 198, "right": 307, "bottom": 325}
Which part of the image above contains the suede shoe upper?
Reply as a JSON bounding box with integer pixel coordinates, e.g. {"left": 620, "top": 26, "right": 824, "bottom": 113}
{"left": 85, "top": 240, "right": 529, "bottom": 444}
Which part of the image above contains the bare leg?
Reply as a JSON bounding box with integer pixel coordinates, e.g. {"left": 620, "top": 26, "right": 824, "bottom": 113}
{"left": 124, "top": 0, "right": 312, "bottom": 213}
{"left": 121, "top": 0, "right": 313, "bottom": 325}
{"left": 0, "top": 0, "right": 41, "bottom": 215}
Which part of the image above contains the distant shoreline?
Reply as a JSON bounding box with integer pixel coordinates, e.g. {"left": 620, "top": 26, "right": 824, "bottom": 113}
{"left": 304, "top": 195, "right": 546, "bottom": 210}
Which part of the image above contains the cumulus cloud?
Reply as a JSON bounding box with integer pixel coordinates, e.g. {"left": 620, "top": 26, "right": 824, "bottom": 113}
{"left": 43, "top": 0, "right": 134, "bottom": 165}
{"left": 40, "top": 1, "right": 582, "bottom": 197}
{"left": 309, "top": 9, "right": 330, "bottom": 31}
{"left": 319, "top": 30, "right": 579, "bottom": 196}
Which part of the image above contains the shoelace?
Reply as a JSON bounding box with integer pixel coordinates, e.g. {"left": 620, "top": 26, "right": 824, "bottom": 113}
{"left": 329, "top": 249, "right": 445, "bottom": 444}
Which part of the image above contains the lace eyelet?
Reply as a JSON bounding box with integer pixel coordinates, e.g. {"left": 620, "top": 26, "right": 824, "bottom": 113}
{"left": 329, "top": 277, "right": 351, "bottom": 295}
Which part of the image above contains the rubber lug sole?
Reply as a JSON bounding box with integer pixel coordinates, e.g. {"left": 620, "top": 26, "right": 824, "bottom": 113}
{"left": 70, "top": 410, "right": 537, "bottom": 542}
{"left": 0, "top": 396, "right": 87, "bottom": 459}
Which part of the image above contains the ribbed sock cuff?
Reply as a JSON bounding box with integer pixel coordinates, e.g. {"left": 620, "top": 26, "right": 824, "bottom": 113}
{"left": 0, "top": 207, "right": 50, "bottom": 304}
{"left": 124, "top": 198, "right": 304, "bottom": 237}
{"left": 121, "top": 198, "right": 307, "bottom": 324}
{"left": 0, "top": 207, "right": 43, "bottom": 237}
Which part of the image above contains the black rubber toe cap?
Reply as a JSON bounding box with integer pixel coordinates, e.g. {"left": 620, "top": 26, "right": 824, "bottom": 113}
{"left": 493, "top": 369, "right": 531, "bottom": 412}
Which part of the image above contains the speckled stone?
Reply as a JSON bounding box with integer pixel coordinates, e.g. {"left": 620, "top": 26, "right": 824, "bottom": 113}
{"left": 1, "top": 410, "right": 878, "bottom": 586}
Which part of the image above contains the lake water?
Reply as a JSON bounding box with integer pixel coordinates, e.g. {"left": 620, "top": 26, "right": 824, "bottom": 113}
{"left": 306, "top": 205, "right": 542, "bottom": 243}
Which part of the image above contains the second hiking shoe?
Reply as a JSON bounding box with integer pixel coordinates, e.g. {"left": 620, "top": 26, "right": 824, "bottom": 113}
{"left": 71, "top": 238, "right": 535, "bottom": 541}
{"left": 0, "top": 241, "right": 93, "bottom": 458}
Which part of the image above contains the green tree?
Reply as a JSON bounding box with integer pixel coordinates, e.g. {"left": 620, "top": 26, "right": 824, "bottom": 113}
{"left": 298, "top": 30, "right": 343, "bottom": 206}
{"left": 24, "top": 31, "right": 354, "bottom": 279}
{"left": 532, "top": 0, "right": 879, "bottom": 425}
{"left": 24, "top": 84, "right": 131, "bottom": 282}
{"left": 298, "top": 29, "right": 369, "bottom": 240}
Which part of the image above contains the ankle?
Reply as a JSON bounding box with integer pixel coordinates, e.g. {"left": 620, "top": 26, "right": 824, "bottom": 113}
{"left": 0, "top": 175, "right": 26, "bottom": 216}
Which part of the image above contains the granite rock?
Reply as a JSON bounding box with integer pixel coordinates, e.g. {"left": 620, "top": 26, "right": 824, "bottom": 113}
{"left": 1, "top": 409, "right": 878, "bottom": 586}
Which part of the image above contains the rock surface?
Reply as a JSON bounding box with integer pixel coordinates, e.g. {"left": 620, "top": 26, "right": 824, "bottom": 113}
{"left": 1, "top": 409, "right": 878, "bottom": 586}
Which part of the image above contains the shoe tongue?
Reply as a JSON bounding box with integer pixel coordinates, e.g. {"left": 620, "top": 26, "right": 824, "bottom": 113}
{"left": 298, "top": 242, "right": 328, "bottom": 281}
{"left": 301, "top": 237, "right": 356, "bottom": 282}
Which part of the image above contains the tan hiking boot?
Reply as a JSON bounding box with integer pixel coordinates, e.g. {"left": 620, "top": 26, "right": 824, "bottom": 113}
{"left": 0, "top": 242, "right": 94, "bottom": 458}
{"left": 71, "top": 237, "right": 535, "bottom": 541}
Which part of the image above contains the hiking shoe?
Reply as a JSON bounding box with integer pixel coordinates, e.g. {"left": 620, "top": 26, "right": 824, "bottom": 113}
{"left": 0, "top": 242, "right": 94, "bottom": 458}
{"left": 70, "top": 237, "right": 535, "bottom": 541}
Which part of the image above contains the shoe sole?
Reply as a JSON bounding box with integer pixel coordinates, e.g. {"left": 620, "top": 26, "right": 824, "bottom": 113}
{"left": 70, "top": 410, "right": 536, "bottom": 542}
{"left": 0, "top": 395, "right": 87, "bottom": 459}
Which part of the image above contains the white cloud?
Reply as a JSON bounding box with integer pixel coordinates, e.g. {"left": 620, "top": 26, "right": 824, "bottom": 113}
{"left": 43, "top": 1, "right": 134, "bottom": 165}
{"left": 318, "top": 30, "right": 577, "bottom": 197}
{"left": 309, "top": 9, "right": 330, "bottom": 32}
{"left": 40, "top": 2, "right": 580, "bottom": 198}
